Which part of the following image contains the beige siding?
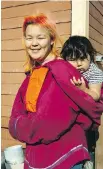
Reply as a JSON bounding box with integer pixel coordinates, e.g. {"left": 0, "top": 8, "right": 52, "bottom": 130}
{"left": 1, "top": 1, "right": 71, "bottom": 150}
{"left": 89, "top": 1, "right": 103, "bottom": 54}
{"left": 89, "top": 1, "right": 103, "bottom": 168}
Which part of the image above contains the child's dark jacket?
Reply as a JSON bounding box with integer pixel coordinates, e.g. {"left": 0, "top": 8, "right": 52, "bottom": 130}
{"left": 9, "top": 60, "right": 103, "bottom": 169}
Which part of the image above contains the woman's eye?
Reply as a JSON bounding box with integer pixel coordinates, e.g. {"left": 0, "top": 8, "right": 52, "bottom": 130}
{"left": 26, "top": 37, "right": 32, "bottom": 40}
{"left": 38, "top": 37, "right": 45, "bottom": 39}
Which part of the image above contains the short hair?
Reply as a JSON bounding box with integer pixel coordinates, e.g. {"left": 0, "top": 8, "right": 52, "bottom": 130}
{"left": 23, "top": 13, "right": 57, "bottom": 41}
{"left": 61, "top": 35, "right": 97, "bottom": 62}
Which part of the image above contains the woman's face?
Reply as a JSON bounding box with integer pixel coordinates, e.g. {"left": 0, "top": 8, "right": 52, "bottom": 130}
{"left": 24, "top": 24, "right": 53, "bottom": 62}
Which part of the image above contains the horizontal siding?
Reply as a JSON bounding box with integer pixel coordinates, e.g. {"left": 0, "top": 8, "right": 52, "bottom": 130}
{"left": 2, "top": 73, "right": 25, "bottom": 84}
{"left": 91, "top": 1, "right": 103, "bottom": 16}
{"left": 2, "top": 95, "right": 15, "bottom": 106}
{"left": 89, "top": 2, "right": 103, "bottom": 55}
{"left": 2, "top": 139, "right": 25, "bottom": 150}
{"left": 1, "top": 62, "right": 24, "bottom": 72}
{"left": 1, "top": 117, "right": 9, "bottom": 128}
{"left": 1, "top": 128, "right": 25, "bottom": 152}
{"left": 2, "top": 128, "right": 13, "bottom": 140}
{"left": 1, "top": 1, "right": 71, "bottom": 150}
{"left": 1, "top": 1, "right": 71, "bottom": 19}
{"left": 99, "top": 1, "right": 103, "bottom": 7}
{"left": 89, "top": 2, "right": 103, "bottom": 168}
{"left": 1, "top": 50, "right": 26, "bottom": 62}
{"left": 2, "top": 34, "right": 70, "bottom": 51}
{"left": 2, "top": 22, "right": 71, "bottom": 40}
{"left": 2, "top": 84, "right": 21, "bottom": 95}
{"left": 89, "top": 2, "right": 103, "bottom": 26}
{"left": 1, "top": 1, "right": 46, "bottom": 8}
{"left": 1, "top": 138, "right": 25, "bottom": 150}
{"left": 2, "top": 39, "right": 23, "bottom": 51}
{"left": 2, "top": 10, "right": 71, "bottom": 30}
{"left": 89, "top": 26, "right": 103, "bottom": 45}
{"left": 89, "top": 14, "right": 103, "bottom": 36}
{"left": 90, "top": 38, "right": 103, "bottom": 55}
{"left": 1, "top": 128, "right": 25, "bottom": 151}
{"left": 1, "top": 106, "right": 12, "bottom": 117}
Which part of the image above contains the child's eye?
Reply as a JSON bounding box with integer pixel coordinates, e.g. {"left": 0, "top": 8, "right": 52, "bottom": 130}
{"left": 68, "top": 59, "right": 76, "bottom": 61}
{"left": 82, "top": 58, "right": 87, "bottom": 61}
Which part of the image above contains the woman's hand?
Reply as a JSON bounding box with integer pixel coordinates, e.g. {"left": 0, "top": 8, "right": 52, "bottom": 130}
{"left": 70, "top": 76, "right": 87, "bottom": 92}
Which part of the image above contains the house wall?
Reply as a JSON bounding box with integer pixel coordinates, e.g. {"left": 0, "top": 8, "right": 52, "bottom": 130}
{"left": 89, "top": 1, "right": 103, "bottom": 55}
{"left": 1, "top": 1, "right": 71, "bottom": 150}
{"left": 89, "top": 1, "right": 103, "bottom": 169}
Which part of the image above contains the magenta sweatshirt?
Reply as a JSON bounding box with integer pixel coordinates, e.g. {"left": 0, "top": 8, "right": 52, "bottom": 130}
{"left": 9, "top": 60, "right": 103, "bottom": 169}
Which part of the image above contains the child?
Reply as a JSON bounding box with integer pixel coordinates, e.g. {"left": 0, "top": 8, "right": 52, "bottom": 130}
{"left": 61, "top": 35, "right": 103, "bottom": 169}
{"left": 61, "top": 35, "right": 103, "bottom": 101}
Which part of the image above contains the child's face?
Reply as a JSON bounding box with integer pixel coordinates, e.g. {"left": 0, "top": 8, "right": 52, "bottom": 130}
{"left": 68, "top": 55, "right": 90, "bottom": 73}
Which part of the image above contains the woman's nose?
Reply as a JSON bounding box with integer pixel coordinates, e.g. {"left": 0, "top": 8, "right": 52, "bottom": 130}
{"left": 31, "top": 38, "right": 38, "bottom": 46}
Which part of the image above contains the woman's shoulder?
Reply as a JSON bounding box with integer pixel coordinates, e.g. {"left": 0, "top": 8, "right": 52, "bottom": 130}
{"left": 44, "top": 58, "right": 81, "bottom": 81}
{"left": 44, "top": 58, "right": 74, "bottom": 71}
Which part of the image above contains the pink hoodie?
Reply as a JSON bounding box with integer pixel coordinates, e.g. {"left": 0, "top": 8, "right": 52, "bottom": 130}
{"left": 9, "top": 59, "right": 103, "bottom": 169}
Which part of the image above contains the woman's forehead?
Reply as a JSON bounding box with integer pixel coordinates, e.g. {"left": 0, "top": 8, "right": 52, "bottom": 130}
{"left": 25, "top": 24, "right": 49, "bottom": 35}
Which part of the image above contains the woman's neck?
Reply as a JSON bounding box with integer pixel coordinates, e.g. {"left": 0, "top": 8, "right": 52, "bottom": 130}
{"left": 35, "top": 54, "right": 62, "bottom": 67}
{"left": 42, "top": 54, "right": 57, "bottom": 65}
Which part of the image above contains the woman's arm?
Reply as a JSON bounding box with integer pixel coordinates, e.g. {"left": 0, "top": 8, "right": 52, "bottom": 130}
{"left": 9, "top": 76, "right": 43, "bottom": 144}
{"left": 88, "top": 83, "right": 102, "bottom": 101}
{"left": 9, "top": 72, "right": 79, "bottom": 145}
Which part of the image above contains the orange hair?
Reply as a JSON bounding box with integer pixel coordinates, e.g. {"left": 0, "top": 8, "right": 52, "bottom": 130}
{"left": 22, "top": 13, "right": 62, "bottom": 73}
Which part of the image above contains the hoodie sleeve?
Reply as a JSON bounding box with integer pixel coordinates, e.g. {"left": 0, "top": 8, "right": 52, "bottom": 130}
{"left": 9, "top": 73, "right": 54, "bottom": 144}
{"left": 9, "top": 76, "right": 33, "bottom": 142}
{"left": 8, "top": 76, "right": 41, "bottom": 143}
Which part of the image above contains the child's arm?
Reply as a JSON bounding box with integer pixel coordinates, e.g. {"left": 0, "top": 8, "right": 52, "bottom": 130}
{"left": 87, "top": 83, "right": 102, "bottom": 101}
{"left": 70, "top": 76, "right": 102, "bottom": 101}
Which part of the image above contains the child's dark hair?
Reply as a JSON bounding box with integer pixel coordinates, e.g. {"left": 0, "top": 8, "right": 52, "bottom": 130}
{"left": 61, "top": 35, "right": 97, "bottom": 62}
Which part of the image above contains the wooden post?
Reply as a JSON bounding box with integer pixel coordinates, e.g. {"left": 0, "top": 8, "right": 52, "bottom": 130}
{"left": 72, "top": 0, "right": 89, "bottom": 37}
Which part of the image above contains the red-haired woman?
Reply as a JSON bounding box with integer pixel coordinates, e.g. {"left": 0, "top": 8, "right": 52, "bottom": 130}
{"left": 9, "top": 13, "right": 103, "bottom": 169}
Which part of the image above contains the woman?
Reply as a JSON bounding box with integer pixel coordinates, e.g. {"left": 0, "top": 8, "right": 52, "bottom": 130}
{"left": 9, "top": 13, "right": 103, "bottom": 169}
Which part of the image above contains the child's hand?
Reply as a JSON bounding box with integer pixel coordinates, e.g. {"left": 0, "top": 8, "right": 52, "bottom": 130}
{"left": 70, "top": 76, "right": 87, "bottom": 91}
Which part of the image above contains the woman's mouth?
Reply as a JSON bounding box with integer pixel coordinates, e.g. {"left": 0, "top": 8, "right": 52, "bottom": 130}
{"left": 31, "top": 48, "right": 41, "bottom": 53}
